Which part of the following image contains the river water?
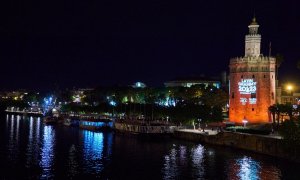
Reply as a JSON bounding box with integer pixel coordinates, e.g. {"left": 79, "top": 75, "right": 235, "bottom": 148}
{"left": 0, "top": 114, "right": 299, "bottom": 179}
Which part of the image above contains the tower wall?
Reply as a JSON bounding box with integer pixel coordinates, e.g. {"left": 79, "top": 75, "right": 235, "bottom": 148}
{"left": 229, "top": 57, "right": 276, "bottom": 123}
{"left": 245, "top": 34, "right": 261, "bottom": 57}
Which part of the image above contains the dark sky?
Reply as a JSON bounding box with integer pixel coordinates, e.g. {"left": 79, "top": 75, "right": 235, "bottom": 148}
{"left": 1, "top": 0, "right": 300, "bottom": 90}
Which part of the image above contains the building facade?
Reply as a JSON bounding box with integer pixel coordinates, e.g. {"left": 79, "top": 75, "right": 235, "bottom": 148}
{"left": 164, "top": 76, "right": 222, "bottom": 89}
{"left": 276, "top": 83, "right": 300, "bottom": 105}
{"left": 229, "top": 17, "right": 276, "bottom": 123}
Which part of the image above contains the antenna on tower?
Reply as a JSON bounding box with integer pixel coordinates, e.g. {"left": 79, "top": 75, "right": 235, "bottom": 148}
{"left": 269, "top": 42, "right": 272, "bottom": 57}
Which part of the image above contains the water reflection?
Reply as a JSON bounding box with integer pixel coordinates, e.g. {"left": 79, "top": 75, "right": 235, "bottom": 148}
{"left": 0, "top": 114, "right": 296, "bottom": 179}
{"left": 82, "top": 130, "right": 104, "bottom": 174}
{"left": 16, "top": 115, "right": 20, "bottom": 140}
{"left": 191, "top": 144, "right": 205, "bottom": 179}
{"left": 40, "top": 125, "right": 55, "bottom": 179}
{"left": 26, "top": 117, "right": 34, "bottom": 167}
{"left": 67, "top": 144, "right": 79, "bottom": 178}
{"left": 237, "top": 156, "right": 260, "bottom": 180}
{"left": 179, "top": 145, "right": 187, "bottom": 166}
{"left": 163, "top": 146, "right": 178, "bottom": 179}
{"left": 7, "top": 115, "right": 17, "bottom": 164}
{"left": 228, "top": 155, "right": 282, "bottom": 180}
{"left": 105, "top": 132, "right": 113, "bottom": 159}
{"left": 163, "top": 144, "right": 205, "bottom": 179}
{"left": 26, "top": 117, "right": 41, "bottom": 168}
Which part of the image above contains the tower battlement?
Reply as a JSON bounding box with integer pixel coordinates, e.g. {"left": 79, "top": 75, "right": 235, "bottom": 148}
{"left": 230, "top": 56, "right": 276, "bottom": 64}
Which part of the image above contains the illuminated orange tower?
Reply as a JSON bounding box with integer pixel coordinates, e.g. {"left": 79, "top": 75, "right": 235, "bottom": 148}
{"left": 229, "top": 17, "right": 276, "bottom": 124}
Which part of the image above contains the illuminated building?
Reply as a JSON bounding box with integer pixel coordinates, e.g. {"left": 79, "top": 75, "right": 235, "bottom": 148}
{"left": 0, "top": 90, "right": 28, "bottom": 100}
{"left": 229, "top": 17, "right": 276, "bottom": 123}
{"left": 132, "top": 82, "right": 146, "bottom": 88}
{"left": 276, "top": 83, "right": 300, "bottom": 105}
{"left": 164, "top": 76, "right": 223, "bottom": 89}
{"left": 71, "top": 88, "right": 93, "bottom": 103}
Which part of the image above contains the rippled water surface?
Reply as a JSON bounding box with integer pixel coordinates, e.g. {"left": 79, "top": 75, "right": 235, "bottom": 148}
{"left": 0, "top": 114, "right": 299, "bottom": 179}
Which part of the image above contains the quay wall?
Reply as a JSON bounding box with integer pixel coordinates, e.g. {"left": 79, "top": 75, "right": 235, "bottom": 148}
{"left": 174, "top": 130, "right": 300, "bottom": 162}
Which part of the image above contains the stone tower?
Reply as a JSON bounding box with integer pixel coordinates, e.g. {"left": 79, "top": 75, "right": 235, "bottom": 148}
{"left": 229, "top": 17, "right": 276, "bottom": 124}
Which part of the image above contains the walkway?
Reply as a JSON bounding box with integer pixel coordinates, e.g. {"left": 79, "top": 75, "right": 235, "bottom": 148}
{"left": 176, "top": 128, "right": 283, "bottom": 139}
{"left": 176, "top": 128, "right": 219, "bottom": 135}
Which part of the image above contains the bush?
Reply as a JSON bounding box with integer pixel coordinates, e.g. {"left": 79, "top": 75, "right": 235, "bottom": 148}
{"left": 279, "top": 120, "right": 300, "bottom": 157}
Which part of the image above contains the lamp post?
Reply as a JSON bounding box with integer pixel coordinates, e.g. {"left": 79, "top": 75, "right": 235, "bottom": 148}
{"left": 198, "top": 118, "right": 201, "bottom": 130}
{"left": 242, "top": 119, "right": 248, "bottom": 127}
{"left": 287, "top": 85, "right": 293, "bottom": 94}
{"left": 286, "top": 84, "right": 294, "bottom": 104}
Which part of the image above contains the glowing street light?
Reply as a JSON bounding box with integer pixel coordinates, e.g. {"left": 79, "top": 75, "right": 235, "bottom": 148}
{"left": 242, "top": 119, "right": 248, "bottom": 127}
{"left": 286, "top": 84, "right": 293, "bottom": 95}
{"left": 287, "top": 85, "right": 293, "bottom": 91}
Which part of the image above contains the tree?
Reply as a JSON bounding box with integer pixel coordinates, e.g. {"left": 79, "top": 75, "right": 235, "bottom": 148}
{"left": 201, "top": 87, "right": 228, "bottom": 108}
{"left": 268, "top": 104, "right": 277, "bottom": 129}
{"left": 281, "top": 103, "right": 294, "bottom": 121}
{"left": 279, "top": 119, "right": 300, "bottom": 157}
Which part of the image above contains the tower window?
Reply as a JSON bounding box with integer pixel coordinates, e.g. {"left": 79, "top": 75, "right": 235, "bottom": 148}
{"left": 241, "top": 75, "right": 243, "bottom": 78}
{"left": 232, "top": 92, "right": 234, "bottom": 99}
{"left": 252, "top": 75, "right": 255, "bottom": 78}
{"left": 252, "top": 108, "right": 254, "bottom": 111}
{"left": 264, "top": 75, "right": 266, "bottom": 78}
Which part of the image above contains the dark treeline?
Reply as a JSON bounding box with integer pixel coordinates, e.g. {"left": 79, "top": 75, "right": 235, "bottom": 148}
{"left": 61, "top": 85, "right": 228, "bottom": 125}
{"left": 3, "top": 84, "right": 228, "bottom": 125}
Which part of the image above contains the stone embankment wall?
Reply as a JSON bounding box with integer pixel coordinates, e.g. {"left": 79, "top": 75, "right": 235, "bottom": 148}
{"left": 174, "top": 130, "right": 299, "bottom": 162}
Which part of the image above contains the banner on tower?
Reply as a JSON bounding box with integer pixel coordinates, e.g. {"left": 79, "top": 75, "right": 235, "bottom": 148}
{"left": 238, "top": 79, "right": 257, "bottom": 105}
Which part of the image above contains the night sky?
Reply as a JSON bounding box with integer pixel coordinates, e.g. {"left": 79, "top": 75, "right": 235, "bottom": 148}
{"left": 1, "top": 0, "right": 300, "bottom": 90}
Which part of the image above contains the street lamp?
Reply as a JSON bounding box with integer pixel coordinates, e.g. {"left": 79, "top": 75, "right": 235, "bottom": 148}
{"left": 197, "top": 119, "right": 201, "bottom": 129}
{"left": 242, "top": 119, "right": 248, "bottom": 127}
{"left": 286, "top": 84, "right": 293, "bottom": 95}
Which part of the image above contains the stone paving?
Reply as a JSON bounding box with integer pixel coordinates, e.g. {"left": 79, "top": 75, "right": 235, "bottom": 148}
{"left": 176, "top": 128, "right": 219, "bottom": 135}
{"left": 176, "top": 128, "right": 283, "bottom": 139}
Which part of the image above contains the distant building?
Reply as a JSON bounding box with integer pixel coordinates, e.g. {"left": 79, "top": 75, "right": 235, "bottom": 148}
{"left": 71, "top": 88, "right": 94, "bottom": 103}
{"left": 0, "top": 90, "right": 28, "bottom": 100}
{"left": 276, "top": 82, "right": 300, "bottom": 105}
{"left": 132, "top": 82, "right": 146, "bottom": 88}
{"left": 229, "top": 17, "right": 276, "bottom": 124}
{"left": 164, "top": 76, "right": 221, "bottom": 89}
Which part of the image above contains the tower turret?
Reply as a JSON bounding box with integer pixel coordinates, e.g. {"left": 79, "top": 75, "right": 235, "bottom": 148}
{"left": 245, "top": 17, "right": 261, "bottom": 57}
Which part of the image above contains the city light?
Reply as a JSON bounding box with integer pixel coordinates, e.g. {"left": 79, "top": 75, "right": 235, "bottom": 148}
{"left": 242, "top": 119, "right": 248, "bottom": 127}
{"left": 286, "top": 85, "right": 293, "bottom": 91}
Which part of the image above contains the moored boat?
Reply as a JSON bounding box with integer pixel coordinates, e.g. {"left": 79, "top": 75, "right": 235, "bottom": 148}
{"left": 43, "top": 116, "right": 65, "bottom": 125}
{"left": 114, "top": 120, "right": 177, "bottom": 136}
{"left": 43, "top": 116, "right": 58, "bottom": 125}
{"left": 79, "top": 118, "right": 113, "bottom": 131}
{"left": 63, "top": 118, "right": 80, "bottom": 127}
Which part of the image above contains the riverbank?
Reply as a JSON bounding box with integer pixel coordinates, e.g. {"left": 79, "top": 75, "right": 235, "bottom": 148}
{"left": 173, "top": 129, "right": 300, "bottom": 163}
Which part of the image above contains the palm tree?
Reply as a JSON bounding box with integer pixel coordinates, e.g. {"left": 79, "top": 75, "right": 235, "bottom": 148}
{"left": 275, "top": 104, "right": 285, "bottom": 128}
{"left": 281, "top": 103, "right": 294, "bottom": 121}
{"left": 269, "top": 104, "right": 277, "bottom": 127}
